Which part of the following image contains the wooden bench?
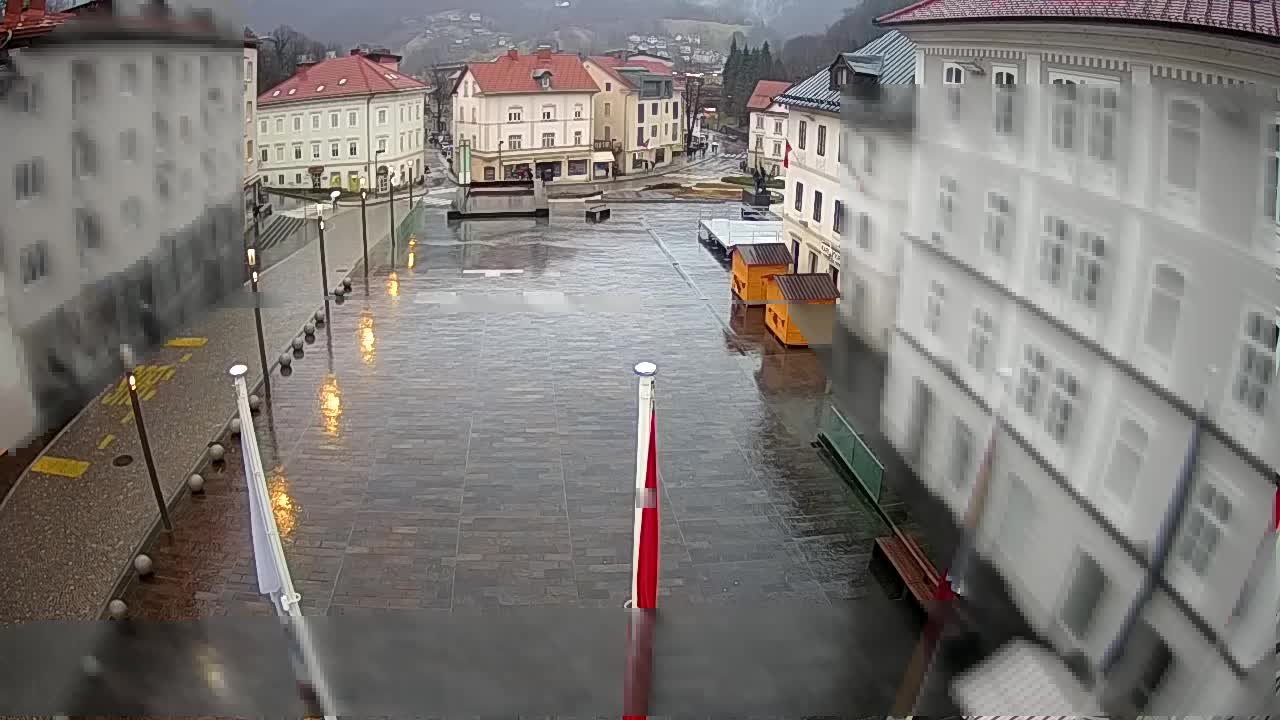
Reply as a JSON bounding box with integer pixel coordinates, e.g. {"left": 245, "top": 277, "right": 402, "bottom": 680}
{"left": 585, "top": 205, "right": 611, "bottom": 223}
{"left": 870, "top": 527, "right": 941, "bottom": 610}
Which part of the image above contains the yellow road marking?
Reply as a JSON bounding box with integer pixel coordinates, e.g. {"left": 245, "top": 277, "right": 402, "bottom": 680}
{"left": 101, "top": 365, "right": 177, "bottom": 407}
{"left": 120, "top": 412, "right": 133, "bottom": 425}
{"left": 179, "top": 353, "right": 193, "bottom": 363}
{"left": 165, "top": 337, "right": 208, "bottom": 348}
{"left": 98, "top": 434, "right": 116, "bottom": 451}
{"left": 31, "top": 456, "right": 90, "bottom": 479}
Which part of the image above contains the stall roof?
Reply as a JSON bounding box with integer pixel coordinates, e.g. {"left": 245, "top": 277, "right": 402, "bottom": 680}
{"left": 773, "top": 273, "right": 839, "bottom": 302}
{"left": 736, "top": 243, "right": 793, "bottom": 266}
{"left": 698, "top": 218, "right": 782, "bottom": 248}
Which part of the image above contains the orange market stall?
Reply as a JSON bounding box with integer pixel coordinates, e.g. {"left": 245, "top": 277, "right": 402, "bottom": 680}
{"left": 764, "top": 273, "right": 839, "bottom": 348}
{"left": 731, "top": 243, "right": 793, "bottom": 305}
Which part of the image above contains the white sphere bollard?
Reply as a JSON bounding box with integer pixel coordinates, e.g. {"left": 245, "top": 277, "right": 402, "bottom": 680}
{"left": 208, "top": 443, "right": 225, "bottom": 462}
{"left": 292, "top": 336, "right": 304, "bottom": 351}
{"left": 80, "top": 654, "right": 102, "bottom": 677}
{"left": 107, "top": 599, "right": 128, "bottom": 620}
{"left": 279, "top": 352, "right": 293, "bottom": 367}
{"left": 133, "top": 554, "right": 154, "bottom": 577}
{"left": 249, "top": 394, "right": 261, "bottom": 412}
{"left": 314, "top": 309, "right": 326, "bottom": 324}
{"left": 303, "top": 322, "right": 316, "bottom": 336}
{"left": 342, "top": 278, "right": 352, "bottom": 291}
{"left": 229, "top": 418, "right": 241, "bottom": 435}
{"left": 187, "top": 473, "right": 205, "bottom": 493}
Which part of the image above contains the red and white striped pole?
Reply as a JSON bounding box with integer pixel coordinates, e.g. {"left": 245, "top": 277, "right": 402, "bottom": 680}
{"left": 624, "top": 361, "right": 659, "bottom": 720}
{"left": 630, "top": 361, "right": 660, "bottom": 610}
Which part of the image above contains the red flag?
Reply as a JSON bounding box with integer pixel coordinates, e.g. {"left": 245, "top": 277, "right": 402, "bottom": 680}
{"left": 635, "top": 413, "right": 660, "bottom": 609}
{"left": 783, "top": 140, "right": 792, "bottom": 169}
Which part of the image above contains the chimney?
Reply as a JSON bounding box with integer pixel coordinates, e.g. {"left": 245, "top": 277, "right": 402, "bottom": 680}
{"left": 325, "top": 50, "right": 337, "bottom": 60}
{"left": 507, "top": 47, "right": 518, "bottom": 60}
{"left": 297, "top": 54, "right": 317, "bottom": 71}
{"left": 350, "top": 48, "right": 362, "bottom": 56}
{"left": 536, "top": 45, "right": 552, "bottom": 61}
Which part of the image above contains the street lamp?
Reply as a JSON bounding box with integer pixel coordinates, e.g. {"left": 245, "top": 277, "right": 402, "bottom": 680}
{"left": 247, "top": 248, "right": 270, "bottom": 403}
{"left": 387, "top": 169, "right": 397, "bottom": 267}
{"left": 120, "top": 344, "right": 172, "bottom": 533}
{"left": 498, "top": 140, "right": 504, "bottom": 179}
{"left": 359, "top": 188, "right": 369, "bottom": 288}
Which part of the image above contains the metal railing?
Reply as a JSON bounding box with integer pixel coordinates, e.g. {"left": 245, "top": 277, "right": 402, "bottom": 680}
{"left": 818, "top": 403, "right": 884, "bottom": 502}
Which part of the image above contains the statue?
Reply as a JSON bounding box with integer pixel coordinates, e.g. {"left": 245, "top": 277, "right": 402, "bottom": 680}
{"left": 751, "top": 165, "right": 768, "bottom": 195}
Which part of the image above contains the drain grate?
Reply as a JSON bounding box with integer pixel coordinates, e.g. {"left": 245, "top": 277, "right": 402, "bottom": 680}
{"left": 112, "top": 454, "right": 134, "bottom": 467}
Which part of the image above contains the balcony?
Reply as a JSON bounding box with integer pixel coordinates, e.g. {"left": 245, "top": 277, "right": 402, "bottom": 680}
{"left": 593, "top": 139, "right": 621, "bottom": 152}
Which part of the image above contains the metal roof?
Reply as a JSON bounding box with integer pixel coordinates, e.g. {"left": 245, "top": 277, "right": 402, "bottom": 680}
{"left": 772, "top": 273, "right": 840, "bottom": 302}
{"left": 775, "top": 30, "right": 916, "bottom": 114}
{"left": 736, "top": 243, "right": 794, "bottom": 267}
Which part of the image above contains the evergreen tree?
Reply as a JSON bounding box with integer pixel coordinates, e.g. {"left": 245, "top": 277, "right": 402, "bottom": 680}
{"left": 723, "top": 37, "right": 741, "bottom": 124}
{"left": 759, "top": 42, "right": 775, "bottom": 79}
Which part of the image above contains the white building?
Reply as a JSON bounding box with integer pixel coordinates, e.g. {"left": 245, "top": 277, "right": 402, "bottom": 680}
{"left": 0, "top": 0, "right": 245, "bottom": 450}
{"left": 242, "top": 29, "right": 263, "bottom": 229}
{"left": 875, "top": 1, "right": 1280, "bottom": 713}
{"left": 452, "top": 47, "right": 598, "bottom": 183}
{"left": 257, "top": 49, "right": 428, "bottom": 194}
{"left": 746, "top": 79, "right": 792, "bottom": 176}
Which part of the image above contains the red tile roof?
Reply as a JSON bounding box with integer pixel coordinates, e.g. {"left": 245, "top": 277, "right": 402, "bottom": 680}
{"left": 772, "top": 273, "right": 840, "bottom": 302}
{"left": 746, "top": 80, "right": 793, "bottom": 111}
{"left": 877, "top": 0, "right": 1280, "bottom": 41}
{"left": 588, "top": 56, "right": 634, "bottom": 89}
{"left": 259, "top": 53, "right": 427, "bottom": 107}
{"left": 466, "top": 50, "right": 599, "bottom": 94}
{"left": 0, "top": 5, "right": 73, "bottom": 44}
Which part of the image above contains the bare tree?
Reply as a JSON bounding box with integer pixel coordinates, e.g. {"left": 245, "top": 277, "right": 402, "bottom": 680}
{"left": 681, "top": 74, "right": 704, "bottom": 152}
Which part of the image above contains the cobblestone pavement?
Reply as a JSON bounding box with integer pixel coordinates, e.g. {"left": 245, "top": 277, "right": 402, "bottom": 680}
{"left": 117, "top": 203, "right": 922, "bottom": 663}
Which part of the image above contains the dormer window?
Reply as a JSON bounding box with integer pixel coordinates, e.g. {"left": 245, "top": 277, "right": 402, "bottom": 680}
{"left": 540, "top": 75, "right": 551, "bottom": 89}
{"left": 836, "top": 67, "right": 849, "bottom": 88}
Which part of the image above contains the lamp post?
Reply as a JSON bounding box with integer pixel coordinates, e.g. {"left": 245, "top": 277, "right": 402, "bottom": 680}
{"left": 359, "top": 188, "right": 369, "bottom": 288}
{"left": 247, "top": 248, "right": 270, "bottom": 403}
{"left": 498, "top": 140, "right": 504, "bottom": 179}
{"left": 386, "top": 169, "right": 397, "bottom": 268}
{"left": 121, "top": 344, "right": 172, "bottom": 533}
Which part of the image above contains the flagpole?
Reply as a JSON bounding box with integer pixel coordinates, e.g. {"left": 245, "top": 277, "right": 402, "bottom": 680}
{"left": 229, "top": 364, "right": 339, "bottom": 720}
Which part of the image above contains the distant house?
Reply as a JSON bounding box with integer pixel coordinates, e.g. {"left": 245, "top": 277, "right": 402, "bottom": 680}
{"left": 468, "top": 12, "right": 482, "bottom": 21}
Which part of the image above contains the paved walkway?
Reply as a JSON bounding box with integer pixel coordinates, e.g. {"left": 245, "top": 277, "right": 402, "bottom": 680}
{"left": 0, "top": 195, "right": 419, "bottom": 623}
{"left": 116, "top": 203, "right": 915, "bottom": 624}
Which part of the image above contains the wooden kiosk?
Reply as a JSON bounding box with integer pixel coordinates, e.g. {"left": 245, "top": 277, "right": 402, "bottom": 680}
{"left": 764, "top": 273, "right": 840, "bottom": 347}
{"left": 731, "top": 243, "right": 793, "bottom": 305}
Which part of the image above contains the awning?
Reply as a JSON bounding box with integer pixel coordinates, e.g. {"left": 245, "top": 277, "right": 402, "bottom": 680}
{"left": 591, "top": 151, "right": 615, "bottom": 163}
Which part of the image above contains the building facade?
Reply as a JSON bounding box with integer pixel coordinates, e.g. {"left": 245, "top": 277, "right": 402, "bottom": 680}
{"left": 874, "top": 2, "right": 1280, "bottom": 713}
{"left": 746, "top": 79, "right": 792, "bottom": 176}
{"left": 452, "top": 47, "right": 598, "bottom": 183}
{"left": 0, "top": 0, "right": 246, "bottom": 451}
{"left": 583, "top": 54, "right": 683, "bottom": 175}
{"left": 257, "top": 49, "right": 428, "bottom": 194}
{"left": 242, "top": 29, "right": 263, "bottom": 229}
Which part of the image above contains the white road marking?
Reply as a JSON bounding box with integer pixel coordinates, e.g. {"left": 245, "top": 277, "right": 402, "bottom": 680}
{"left": 462, "top": 269, "right": 525, "bottom": 278}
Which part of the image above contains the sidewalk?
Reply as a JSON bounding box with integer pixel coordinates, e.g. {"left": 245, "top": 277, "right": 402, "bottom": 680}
{"left": 436, "top": 147, "right": 734, "bottom": 189}
{"left": 0, "top": 196, "right": 416, "bottom": 624}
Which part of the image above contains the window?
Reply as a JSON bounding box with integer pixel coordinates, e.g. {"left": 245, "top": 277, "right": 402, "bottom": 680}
{"left": 830, "top": 266, "right": 839, "bottom": 287}
{"left": 968, "top": 308, "right": 994, "bottom": 371}
{"left": 797, "top": 120, "right": 807, "bottom": 150}
{"left": 14, "top": 159, "right": 44, "bottom": 201}
{"left": 574, "top": 104, "right": 583, "bottom": 119}
{"left": 808, "top": 250, "right": 819, "bottom": 273}
{"left": 278, "top": 174, "right": 285, "bottom": 185}
{"left": 20, "top": 241, "right": 49, "bottom": 285}
{"left": 984, "top": 192, "right": 1012, "bottom": 256}
{"left": 997, "top": 473, "right": 1034, "bottom": 560}
{"left": 856, "top": 213, "right": 872, "bottom": 250}
{"left": 378, "top": 108, "right": 388, "bottom": 125}
{"left": 330, "top": 142, "right": 340, "bottom": 158}
{"left": 260, "top": 148, "right": 269, "bottom": 163}
{"left": 774, "top": 120, "right": 783, "bottom": 135}
{"left": 791, "top": 238, "right": 801, "bottom": 267}
{"left": 509, "top": 107, "right": 523, "bottom": 121}
{"left": 833, "top": 200, "right": 847, "bottom": 235}
{"left": 349, "top": 111, "right": 358, "bottom": 127}
{"left": 121, "top": 197, "right": 141, "bottom": 230}
{"left": 260, "top": 119, "right": 268, "bottom": 135}
{"left": 604, "top": 102, "right": 611, "bottom": 117}
{"left": 1071, "top": 229, "right": 1106, "bottom": 309}
{"left": 943, "top": 63, "right": 964, "bottom": 120}
{"left": 1167, "top": 99, "right": 1201, "bottom": 192}
{"left": 1041, "top": 215, "right": 1069, "bottom": 286}
{"left": 399, "top": 135, "right": 405, "bottom": 152}
{"left": 950, "top": 419, "right": 974, "bottom": 488}
{"left": 773, "top": 141, "right": 782, "bottom": 156}
{"left": 756, "top": 136, "right": 764, "bottom": 151}
{"left": 925, "top": 281, "right": 945, "bottom": 334}
{"left": 1087, "top": 87, "right": 1118, "bottom": 162}
{"left": 651, "top": 125, "right": 658, "bottom": 140}
{"left": 1051, "top": 80, "right": 1077, "bottom": 151}
{"left": 1176, "top": 480, "right": 1231, "bottom": 576}
{"left": 179, "top": 115, "right": 191, "bottom": 142}
{"left": 1060, "top": 551, "right": 1106, "bottom": 638}
{"left": 1143, "top": 265, "right": 1185, "bottom": 357}
{"left": 349, "top": 141, "right": 358, "bottom": 157}
{"left": 330, "top": 112, "right": 339, "bottom": 129}
{"left": 1016, "top": 345, "right": 1048, "bottom": 416}
{"left": 1045, "top": 367, "right": 1080, "bottom": 444}
{"left": 542, "top": 106, "right": 554, "bottom": 121}
{"left": 121, "top": 62, "right": 139, "bottom": 95}
{"left": 673, "top": 101, "right": 679, "bottom": 117}
{"left": 508, "top": 135, "right": 522, "bottom": 150}
{"left": 293, "top": 115, "right": 301, "bottom": 132}
{"left": 377, "top": 137, "right": 387, "bottom": 153}
{"left": 541, "top": 132, "right": 555, "bottom": 148}
{"left": 568, "top": 159, "right": 587, "bottom": 176}
{"left": 812, "top": 190, "right": 823, "bottom": 223}
{"left": 311, "top": 113, "right": 321, "bottom": 130}
{"left": 311, "top": 142, "right": 321, "bottom": 159}
{"left": 275, "top": 145, "right": 284, "bottom": 161}
{"left": 756, "top": 115, "right": 764, "bottom": 130}
{"left": 275, "top": 117, "right": 284, "bottom": 133}
{"left": 484, "top": 166, "right": 496, "bottom": 181}
{"left": 294, "top": 145, "right": 303, "bottom": 160}
{"left": 637, "top": 126, "right": 645, "bottom": 146}
{"left": 1232, "top": 311, "right": 1277, "bottom": 414}
{"left": 1105, "top": 623, "right": 1172, "bottom": 714}
{"left": 938, "top": 176, "right": 956, "bottom": 232}
{"left": 154, "top": 55, "right": 170, "bottom": 94}
{"left": 121, "top": 129, "right": 138, "bottom": 163}
{"left": 574, "top": 130, "right": 583, "bottom": 145}
{"left": 993, "top": 68, "right": 1017, "bottom": 134}
{"left": 1104, "top": 419, "right": 1148, "bottom": 505}
{"left": 638, "top": 103, "right": 645, "bottom": 122}
{"left": 606, "top": 82, "right": 612, "bottom": 91}
{"left": 74, "top": 209, "right": 102, "bottom": 263}
{"left": 400, "top": 107, "right": 406, "bottom": 122}
{"left": 862, "top": 136, "right": 876, "bottom": 175}
{"left": 651, "top": 102, "right": 658, "bottom": 116}
{"left": 1266, "top": 123, "right": 1280, "bottom": 222}
{"left": 72, "top": 132, "right": 97, "bottom": 178}
{"left": 817, "top": 125, "right": 827, "bottom": 157}
{"left": 794, "top": 181, "right": 804, "bottom": 213}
